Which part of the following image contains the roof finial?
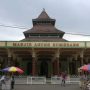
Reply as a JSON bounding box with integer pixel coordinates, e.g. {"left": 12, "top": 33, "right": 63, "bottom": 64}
{"left": 43, "top": 8, "right": 45, "bottom": 11}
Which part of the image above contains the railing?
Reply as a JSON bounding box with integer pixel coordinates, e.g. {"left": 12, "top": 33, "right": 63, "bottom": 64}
{"left": 27, "top": 76, "right": 46, "bottom": 84}
{"left": 51, "top": 75, "right": 80, "bottom": 84}
{"left": 51, "top": 76, "right": 61, "bottom": 84}
{"left": 15, "top": 76, "right": 46, "bottom": 84}
{"left": 0, "top": 75, "right": 80, "bottom": 85}
{"left": 15, "top": 76, "right": 28, "bottom": 84}
{"left": 69, "top": 76, "right": 80, "bottom": 84}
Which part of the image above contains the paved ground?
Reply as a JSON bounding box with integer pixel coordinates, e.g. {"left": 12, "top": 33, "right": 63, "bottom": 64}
{"left": 14, "top": 84, "right": 81, "bottom": 90}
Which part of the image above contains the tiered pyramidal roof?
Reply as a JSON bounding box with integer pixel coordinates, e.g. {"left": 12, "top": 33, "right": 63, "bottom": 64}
{"left": 22, "top": 9, "right": 67, "bottom": 41}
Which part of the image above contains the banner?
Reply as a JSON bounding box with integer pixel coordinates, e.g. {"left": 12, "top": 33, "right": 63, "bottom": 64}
{"left": 86, "top": 42, "right": 90, "bottom": 48}
{"left": 7, "top": 42, "right": 85, "bottom": 48}
{"left": 0, "top": 42, "right": 6, "bottom": 47}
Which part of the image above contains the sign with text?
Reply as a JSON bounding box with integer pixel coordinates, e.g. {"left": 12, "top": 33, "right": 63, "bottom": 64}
{"left": 0, "top": 42, "right": 6, "bottom": 47}
{"left": 86, "top": 42, "right": 90, "bottom": 48}
{"left": 7, "top": 42, "right": 85, "bottom": 48}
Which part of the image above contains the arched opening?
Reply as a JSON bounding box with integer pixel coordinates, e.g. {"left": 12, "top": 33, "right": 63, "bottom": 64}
{"left": 27, "top": 62, "right": 32, "bottom": 75}
{"left": 40, "top": 60, "right": 48, "bottom": 77}
{"left": 69, "top": 61, "right": 76, "bottom": 75}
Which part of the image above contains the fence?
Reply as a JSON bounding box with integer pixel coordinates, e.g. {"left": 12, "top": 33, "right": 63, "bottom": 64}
{"left": 15, "top": 76, "right": 46, "bottom": 84}
{"left": 27, "top": 76, "right": 46, "bottom": 84}
{"left": 14, "top": 75, "right": 80, "bottom": 84}
{"left": 0, "top": 75, "right": 80, "bottom": 85}
{"left": 51, "top": 75, "right": 80, "bottom": 84}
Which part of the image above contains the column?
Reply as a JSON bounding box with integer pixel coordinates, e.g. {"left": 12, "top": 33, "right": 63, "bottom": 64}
{"left": 56, "top": 57, "right": 60, "bottom": 76}
{"left": 12, "top": 54, "right": 16, "bottom": 66}
{"left": 55, "top": 49, "right": 60, "bottom": 76}
{"left": 52, "top": 59, "right": 55, "bottom": 75}
{"left": 85, "top": 57, "right": 89, "bottom": 64}
{"left": 7, "top": 49, "right": 12, "bottom": 67}
{"left": 74, "top": 54, "right": 78, "bottom": 74}
{"left": 67, "top": 57, "right": 70, "bottom": 75}
{"left": 51, "top": 60, "right": 53, "bottom": 76}
{"left": 0, "top": 57, "right": 3, "bottom": 69}
{"left": 68, "top": 57, "right": 73, "bottom": 75}
{"left": 80, "top": 51, "right": 84, "bottom": 66}
{"left": 48, "top": 61, "right": 52, "bottom": 77}
{"left": 32, "top": 50, "right": 36, "bottom": 76}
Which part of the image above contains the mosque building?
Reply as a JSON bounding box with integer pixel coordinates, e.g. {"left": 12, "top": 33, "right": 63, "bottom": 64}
{"left": 0, "top": 9, "right": 90, "bottom": 77}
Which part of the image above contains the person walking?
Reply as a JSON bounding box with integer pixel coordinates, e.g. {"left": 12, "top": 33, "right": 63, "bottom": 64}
{"left": 61, "top": 72, "right": 67, "bottom": 86}
{"left": 0, "top": 75, "right": 6, "bottom": 84}
{"left": 0, "top": 75, "right": 7, "bottom": 89}
{"left": 10, "top": 75, "right": 15, "bottom": 90}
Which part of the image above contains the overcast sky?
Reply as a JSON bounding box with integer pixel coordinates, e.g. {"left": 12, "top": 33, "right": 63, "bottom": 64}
{"left": 0, "top": 0, "right": 90, "bottom": 41}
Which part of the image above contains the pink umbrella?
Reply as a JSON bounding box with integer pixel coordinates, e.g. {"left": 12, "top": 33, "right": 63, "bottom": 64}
{"left": 80, "top": 64, "right": 90, "bottom": 71}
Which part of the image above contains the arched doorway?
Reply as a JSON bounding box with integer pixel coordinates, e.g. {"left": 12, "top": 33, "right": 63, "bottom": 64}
{"left": 69, "top": 61, "right": 76, "bottom": 75}
{"left": 27, "top": 62, "right": 32, "bottom": 75}
{"left": 40, "top": 61, "right": 48, "bottom": 77}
